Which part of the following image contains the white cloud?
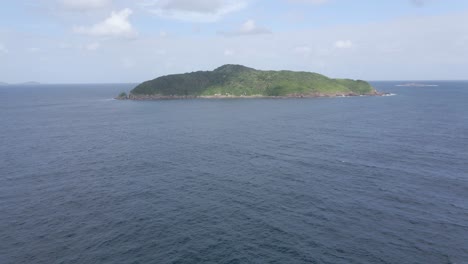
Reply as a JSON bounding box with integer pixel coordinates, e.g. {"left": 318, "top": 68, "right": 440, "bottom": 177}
{"left": 240, "top": 20, "right": 264, "bottom": 34}
{"left": 159, "top": 30, "right": 168, "bottom": 38}
{"left": 224, "top": 49, "right": 234, "bottom": 56}
{"left": 334, "top": 40, "right": 353, "bottom": 49}
{"left": 85, "top": 42, "right": 101, "bottom": 51}
{"left": 0, "top": 44, "right": 9, "bottom": 54}
{"left": 143, "top": 0, "right": 247, "bottom": 22}
{"left": 2, "top": 8, "right": 468, "bottom": 83}
{"left": 74, "top": 8, "right": 136, "bottom": 38}
{"left": 60, "top": 0, "right": 112, "bottom": 11}
{"left": 220, "top": 19, "right": 271, "bottom": 36}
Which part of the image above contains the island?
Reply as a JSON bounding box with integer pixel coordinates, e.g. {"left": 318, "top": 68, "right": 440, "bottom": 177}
{"left": 396, "top": 83, "right": 438, "bottom": 87}
{"left": 0, "top": 81, "right": 42, "bottom": 86}
{"left": 19, "top": 81, "right": 42, "bottom": 85}
{"left": 117, "top": 64, "right": 384, "bottom": 100}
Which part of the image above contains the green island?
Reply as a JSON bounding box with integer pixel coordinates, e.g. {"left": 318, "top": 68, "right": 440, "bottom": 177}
{"left": 117, "top": 64, "right": 383, "bottom": 100}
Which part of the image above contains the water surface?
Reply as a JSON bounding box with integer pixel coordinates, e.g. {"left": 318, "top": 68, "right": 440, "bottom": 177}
{"left": 0, "top": 82, "right": 467, "bottom": 263}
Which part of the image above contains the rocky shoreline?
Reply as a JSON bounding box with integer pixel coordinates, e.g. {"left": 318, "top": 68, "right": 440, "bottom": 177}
{"left": 116, "top": 91, "right": 389, "bottom": 100}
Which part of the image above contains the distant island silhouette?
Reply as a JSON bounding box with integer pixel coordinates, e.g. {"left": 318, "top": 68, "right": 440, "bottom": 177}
{"left": 396, "top": 83, "right": 438, "bottom": 87}
{"left": 0, "top": 81, "right": 42, "bottom": 86}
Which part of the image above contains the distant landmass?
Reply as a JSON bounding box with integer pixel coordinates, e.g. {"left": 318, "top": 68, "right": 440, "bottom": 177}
{"left": 396, "top": 83, "right": 438, "bottom": 87}
{"left": 118, "top": 64, "right": 384, "bottom": 100}
{"left": 0, "top": 81, "right": 42, "bottom": 86}
{"left": 19, "top": 81, "right": 42, "bottom": 85}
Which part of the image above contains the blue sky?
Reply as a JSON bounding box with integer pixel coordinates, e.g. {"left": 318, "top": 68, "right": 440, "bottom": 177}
{"left": 1, "top": 0, "right": 468, "bottom": 83}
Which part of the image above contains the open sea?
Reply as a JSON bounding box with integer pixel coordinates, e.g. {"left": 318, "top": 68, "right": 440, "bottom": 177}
{"left": 0, "top": 81, "right": 467, "bottom": 264}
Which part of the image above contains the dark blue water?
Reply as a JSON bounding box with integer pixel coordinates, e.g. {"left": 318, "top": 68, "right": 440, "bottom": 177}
{"left": 1, "top": 82, "right": 467, "bottom": 264}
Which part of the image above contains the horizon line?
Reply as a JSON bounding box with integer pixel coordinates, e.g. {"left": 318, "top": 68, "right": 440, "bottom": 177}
{"left": 2, "top": 80, "right": 468, "bottom": 85}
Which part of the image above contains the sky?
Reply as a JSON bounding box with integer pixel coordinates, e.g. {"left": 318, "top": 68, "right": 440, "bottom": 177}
{"left": 0, "top": 0, "right": 467, "bottom": 83}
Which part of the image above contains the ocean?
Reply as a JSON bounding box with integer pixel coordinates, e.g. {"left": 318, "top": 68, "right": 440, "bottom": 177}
{"left": 0, "top": 81, "right": 467, "bottom": 263}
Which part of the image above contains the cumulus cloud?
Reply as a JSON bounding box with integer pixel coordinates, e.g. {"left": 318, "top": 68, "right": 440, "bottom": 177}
{"left": 334, "top": 40, "right": 353, "bottom": 49}
{"left": 238, "top": 19, "right": 270, "bottom": 35}
{"left": 74, "top": 8, "right": 136, "bottom": 38}
{"left": 224, "top": 49, "right": 234, "bottom": 56}
{"left": 143, "top": 0, "right": 247, "bottom": 22}
{"left": 219, "top": 19, "right": 271, "bottom": 36}
{"left": 59, "top": 0, "right": 112, "bottom": 11}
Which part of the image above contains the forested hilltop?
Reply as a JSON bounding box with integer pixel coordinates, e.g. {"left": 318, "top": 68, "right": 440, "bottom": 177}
{"left": 118, "top": 65, "right": 380, "bottom": 99}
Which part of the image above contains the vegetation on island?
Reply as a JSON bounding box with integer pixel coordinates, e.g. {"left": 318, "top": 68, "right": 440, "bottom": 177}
{"left": 124, "top": 64, "right": 378, "bottom": 98}
{"left": 117, "top": 92, "right": 128, "bottom": 99}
